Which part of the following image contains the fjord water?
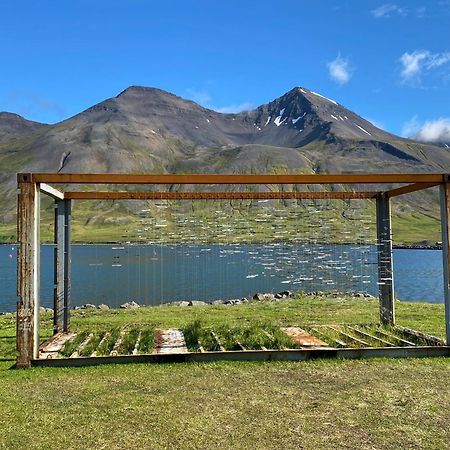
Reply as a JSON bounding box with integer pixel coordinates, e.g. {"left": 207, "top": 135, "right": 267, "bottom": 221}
{"left": 0, "top": 244, "right": 444, "bottom": 313}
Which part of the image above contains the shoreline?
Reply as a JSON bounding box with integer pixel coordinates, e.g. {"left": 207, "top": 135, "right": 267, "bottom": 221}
{"left": 1, "top": 290, "right": 446, "bottom": 316}
{"left": 1, "top": 242, "right": 443, "bottom": 249}
{"left": 393, "top": 243, "right": 442, "bottom": 250}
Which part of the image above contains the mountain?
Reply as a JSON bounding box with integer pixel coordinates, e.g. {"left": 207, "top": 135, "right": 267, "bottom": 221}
{"left": 0, "top": 112, "right": 48, "bottom": 147}
{"left": 3, "top": 85, "right": 450, "bottom": 174}
{"left": 0, "top": 85, "right": 449, "bottom": 241}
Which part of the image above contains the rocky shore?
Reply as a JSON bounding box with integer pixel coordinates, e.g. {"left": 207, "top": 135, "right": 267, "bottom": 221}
{"left": 0, "top": 290, "right": 378, "bottom": 316}
{"left": 393, "top": 243, "right": 442, "bottom": 250}
{"left": 70, "top": 290, "right": 377, "bottom": 311}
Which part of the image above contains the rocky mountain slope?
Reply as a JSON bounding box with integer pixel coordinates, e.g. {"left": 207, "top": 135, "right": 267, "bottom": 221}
{"left": 0, "top": 85, "right": 449, "bottom": 241}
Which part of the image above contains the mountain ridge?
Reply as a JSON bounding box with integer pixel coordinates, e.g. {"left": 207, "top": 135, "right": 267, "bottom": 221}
{"left": 0, "top": 85, "right": 449, "bottom": 240}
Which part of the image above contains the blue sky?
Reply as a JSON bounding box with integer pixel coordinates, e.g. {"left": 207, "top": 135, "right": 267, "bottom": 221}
{"left": 0, "top": 0, "right": 449, "bottom": 140}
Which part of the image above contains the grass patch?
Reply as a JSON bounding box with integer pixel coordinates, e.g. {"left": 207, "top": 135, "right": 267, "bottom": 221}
{"left": 59, "top": 331, "right": 89, "bottom": 357}
{"left": 182, "top": 319, "right": 203, "bottom": 351}
{"left": 137, "top": 327, "right": 155, "bottom": 354}
{"left": 118, "top": 328, "right": 140, "bottom": 355}
{"left": 96, "top": 328, "right": 120, "bottom": 356}
{"left": 1, "top": 296, "right": 449, "bottom": 449}
{"left": 78, "top": 331, "right": 107, "bottom": 356}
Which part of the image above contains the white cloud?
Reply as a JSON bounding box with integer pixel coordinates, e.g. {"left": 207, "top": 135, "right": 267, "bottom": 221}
{"left": 402, "top": 115, "right": 450, "bottom": 144}
{"left": 414, "top": 118, "right": 450, "bottom": 144}
{"left": 327, "top": 54, "right": 352, "bottom": 85}
{"left": 215, "top": 102, "right": 254, "bottom": 113}
{"left": 399, "top": 50, "right": 450, "bottom": 83}
{"left": 399, "top": 51, "right": 429, "bottom": 82}
{"left": 371, "top": 3, "right": 405, "bottom": 18}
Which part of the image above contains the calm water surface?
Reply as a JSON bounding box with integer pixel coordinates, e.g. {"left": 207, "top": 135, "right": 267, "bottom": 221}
{"left": 0, "top": 244, "right": 444, "bottom": 312}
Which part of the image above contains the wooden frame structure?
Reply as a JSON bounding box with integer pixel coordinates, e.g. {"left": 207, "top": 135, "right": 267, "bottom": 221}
{"left": 16, "top": 172, "right": 450, "bottom": 367}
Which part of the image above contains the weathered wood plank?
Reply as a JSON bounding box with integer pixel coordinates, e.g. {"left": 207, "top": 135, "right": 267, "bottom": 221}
{"left": 376, "top": 193, "right": 395, "bottom": 325}
{"left": 386, "top": 182, "right": 440, "bottom": 198}
{"left": 53, "top": 201, "right": 64, "bottom": 333}
{"left": 16, "top": 181, "right": 40, "bottom": 368}
{"left": 281, "top": 326, "right": 329, "bottom": 347}
{"left": 31, "top": 346, "right": 450, "bottom": 368}
{"left": 63, "top": 200, "right": 71, "bottom": 332}
{"left": 440, "top": 182, "right": 450, "bottom": 345}
{"left": 40, "top": 183, "right": 64, "bottom": 200}
{"left": 64, "top": 191, "right": 378, "bottom": 200}
{"left": 26, "top": 172, "right": 445, "bottom": 185}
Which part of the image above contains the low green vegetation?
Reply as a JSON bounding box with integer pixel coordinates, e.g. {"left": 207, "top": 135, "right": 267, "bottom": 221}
{"left": 137, "top": 327, "right": 155, "bottom": 354}
{"left": 118, "top": 328, "right": 140, "bottom": 355}
{"left": 0, "top": 296, "right": 449, "bottom": 449}
{"left": 96, "top": 327, "right": 120, "bottom": 356}
{"left": 59, "top": 330, "right": 89, "bottom": 357}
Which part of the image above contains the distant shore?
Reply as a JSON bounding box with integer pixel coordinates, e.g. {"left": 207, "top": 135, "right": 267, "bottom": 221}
{"left": 393, "top": 243, "right": 442, "bottom": 250}
{"left": 1, "top": 241, "right": 444, "bottom": 249}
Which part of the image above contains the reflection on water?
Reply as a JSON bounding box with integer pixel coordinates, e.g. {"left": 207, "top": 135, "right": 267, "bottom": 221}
{"left": 0, "top": 244, "right": 444, "bottom": 312}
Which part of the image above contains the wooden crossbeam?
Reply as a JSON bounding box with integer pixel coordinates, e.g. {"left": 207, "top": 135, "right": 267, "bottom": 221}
{"left": 64, "top": 191, "right": 379, "bottom": 200}
{"left": 40, "top": 183, "right": 64, "bottom": 200}
{"left": 21, "top": 173, "right": 446, "bottom": 185}
{"left": 386, "top": 182, "right": 440, "bottom": 198}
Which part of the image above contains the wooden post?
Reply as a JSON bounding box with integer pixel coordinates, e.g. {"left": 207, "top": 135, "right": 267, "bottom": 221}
{"left": 376, "top": 193, "right": 395, "bottom": 325}
{"left": 439, "top": 182, "right": 450, "bottom": 345}
{"left": 53, "top": 199, "right": 71, "bottom": 333}
{"left": 53, "top": 200, "right": 64, "bottom": 333}
{"left": 16, "top": 175, "right": 40, "bottom": 368}
{"left": 63, "top": 199, "right": 71, "bottom": 332}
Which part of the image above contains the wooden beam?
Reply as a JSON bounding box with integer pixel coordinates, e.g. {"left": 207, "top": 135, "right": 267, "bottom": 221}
{"left": 40, "top": 183, "right": 64, "bottom": 200}
{"left": 25, "top": 173, "right": 445, "bottom": 185}
{"left": 30, "top": 346, "right": 450, "bottom": 368}
{"left": 53, "top": 201, "right": 64, "bottom": 334}
{"left": 53, "top": 199, "right": 71, "bottom": 334}
{"left": 440, "top": 183, "right": 450, "bottom": 345}
{"left": 64, "top": 191, "right": 379, "bottom": 200}
{"left": 63, "top": 200, "right": 71, "bottom": 332}
{"left": 16, "top": 181, "right": 40, "bottom": 368}
{"left": 386, "top": 182, "right": 440, "bottom": 198}
{"left": 376, "top": 193, "right": 395, "bottom": 325}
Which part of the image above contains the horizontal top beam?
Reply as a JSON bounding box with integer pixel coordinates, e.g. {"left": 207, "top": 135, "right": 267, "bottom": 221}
{"left": 18, "top": 173, "right": 448, "bottom": 185}
{"left": 64, "top": 191, "right": 379, "bottom": 200}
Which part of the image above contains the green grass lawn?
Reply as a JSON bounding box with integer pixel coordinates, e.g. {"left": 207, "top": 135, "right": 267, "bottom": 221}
{"left": 0, "top": 296, "right": 449, "bottom": 449}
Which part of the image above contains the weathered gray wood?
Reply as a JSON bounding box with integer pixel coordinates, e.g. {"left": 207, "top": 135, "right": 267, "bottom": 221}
{"left": 63, "top": 200, "right": 71, "bottom": 332}
{"left": 40, "top": 183, "right": 64, "bottom": 200}
{"left": 376, "top": 193, "right": 395, "bottom": 325}
{"left": 395, "top": 325, "right": 444, "bottom": 346}
{"left": 53, "top": 201, "right": 65, "bottom": 333}
{"left": 16, "top": 180, "right": 40, "bottom": 368}
{"left": 439, "top": 182, "right": 450, "bottom": 345}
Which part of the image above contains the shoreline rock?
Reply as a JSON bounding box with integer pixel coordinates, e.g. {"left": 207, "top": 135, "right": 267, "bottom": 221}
{"left": 120, "top": 301, "right": 140, "bottom": 309}
{"left": 0, "top": 290, "right": 378, "bottom": 315}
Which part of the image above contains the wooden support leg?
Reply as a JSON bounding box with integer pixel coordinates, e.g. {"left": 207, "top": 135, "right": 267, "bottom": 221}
{"left": 440, "top": 183, "right": 450, "bottom": 345}
{"left": 376, "top": 193, "right": 395, "bottom": 325}
{"left": 53, "top": 199, "right": 72, "bottom": 333}
{"left": 63, "top": 199, "right": 71, "bottom": 332}
{"left": 53, "top": 200, "right": 65, "bottom": 333}
{"left": 16, "top": 176, "right": 40, "bottom": 368}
